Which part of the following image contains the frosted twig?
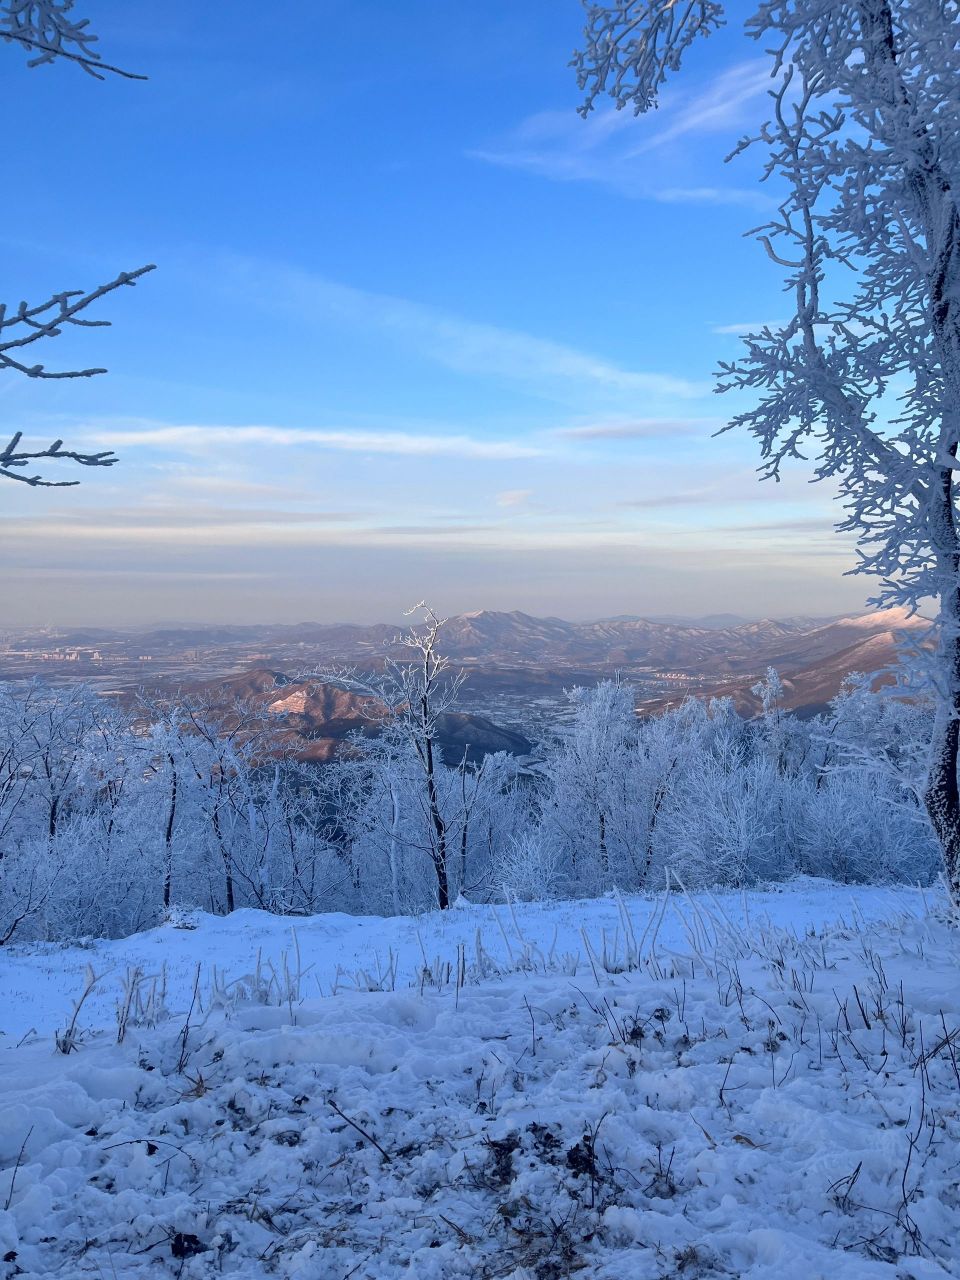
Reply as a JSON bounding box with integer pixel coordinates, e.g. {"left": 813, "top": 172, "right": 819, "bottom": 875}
{"left": 3, "top": 1125, "right": 33, "bottom": 1211}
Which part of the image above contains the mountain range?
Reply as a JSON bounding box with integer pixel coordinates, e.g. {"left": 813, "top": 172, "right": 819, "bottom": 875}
{"left": 396, "top": 607, "right": 923, "bottom": 682}
{"left": 4, "top": 606, "right": 928, "bottom": 724}
{"left": 136, "top": 608, "right": 925, "bottom": 759}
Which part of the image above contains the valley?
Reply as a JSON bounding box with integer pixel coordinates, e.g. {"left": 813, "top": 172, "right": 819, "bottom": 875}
{"left": 0, "top": 607, "right": 926, "bottom": 746}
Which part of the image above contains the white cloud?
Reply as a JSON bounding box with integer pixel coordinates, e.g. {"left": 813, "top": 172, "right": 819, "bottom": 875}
{"left": 620, "top": 489, "right": 717, "bottom": 509}
{"left": 472, "top": 61, "right": 772, "bottom": 202}
{"left": 88, "top": 423, "right": 545, "bottom": 461}
{"left": 630, "top": 62, "right": 772, "bottom": 154}
{"left": 0, "top": 510, "right": 844, "bottom": 555}
{"left": 175, "top": 475, "right": 308, "bottom": 498}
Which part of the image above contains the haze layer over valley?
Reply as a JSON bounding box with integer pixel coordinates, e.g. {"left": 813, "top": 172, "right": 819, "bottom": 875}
{"left": 0, "top": 605, "right": 925, "bottom": 744}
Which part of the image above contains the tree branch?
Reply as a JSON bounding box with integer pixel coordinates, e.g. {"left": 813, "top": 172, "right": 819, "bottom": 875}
{"left": 0, "top": 429, "right": 116, "bottom": 487}
{"left": 573, "top": 0, "right": 724, "bottom": 116}
{"left": 0, "top": 0, "right": 145, "bottom": 79}
{"left": 0, "top": 264, "right": 155, "bottom": 380}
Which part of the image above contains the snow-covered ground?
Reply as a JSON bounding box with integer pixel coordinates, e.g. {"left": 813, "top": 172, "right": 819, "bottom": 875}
{"left": 0, "top": 879, "right": 957, "bottom": 1278}
{"left": 0, "top": 879, "right": 932, "bottom": 1042}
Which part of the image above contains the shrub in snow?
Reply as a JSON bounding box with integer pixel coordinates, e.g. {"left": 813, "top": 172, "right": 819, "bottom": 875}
{"left": 493, "top": 831, "right": 565, "bottom": 902}
{"left": 658, "top": 749, "right": 786, "bottom": 887}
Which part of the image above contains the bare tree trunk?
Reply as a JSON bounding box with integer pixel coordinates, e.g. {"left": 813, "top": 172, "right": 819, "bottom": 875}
{"left": 925, "top": 705, "right": 960, "bottom": 905}
{"left": 459, "top": 749, "right": 469, "bottom": 896}
{"left": 163, "top": 755, "right": 177, "bottom": 910}
{"left": 212, "top": 805, "right": 235, "bottom": 914}
{"left": 459, "top": 819, "right": 469, "bottom": 900}
{"left": 924, "top": 476, "right": 960, "bottom": 906}
{"left": 388, "top": 782, "right": 401, "bottom": 915}
{"left": 424, "top": 733, "right": 449, "bottom": 910}
{"left": 645, "top": 761, "right": 675, "bottom": 885}
{"left": 414, "top": 685, "right": 450, "bottom": 910}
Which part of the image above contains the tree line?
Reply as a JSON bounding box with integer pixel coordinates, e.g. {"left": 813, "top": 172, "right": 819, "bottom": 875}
{"left": 0, "top": 658, "right": 938, "bottom": 946}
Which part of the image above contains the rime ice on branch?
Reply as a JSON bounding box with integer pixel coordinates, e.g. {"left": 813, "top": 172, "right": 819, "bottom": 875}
{"left": 0, "top": 265, "right": 156, "bottom": 486}
{"left": 574, "top": 0, "right": 960, "bottom": 904}
{"left": 317, "top": 605, "right": 470, "bottom": 912}
{"left": 0, "top": 2, "right": 153, "bottom": 487}
{"left": 0, "top": 0, "right": 145, "bottom": 79}
{"left": 0, "top": 432, "right": 116, "bottom": 489}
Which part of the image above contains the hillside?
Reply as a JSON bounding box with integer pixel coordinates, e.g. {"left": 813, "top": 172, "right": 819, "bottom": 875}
{"left": 429, "top": 607, "right": 926, "bottom": 673}
{"left": 171, "top": 668, "right": 532, "bottom": 764}
{"left": 640, "top": 618, "right": 925, "bottom": 718}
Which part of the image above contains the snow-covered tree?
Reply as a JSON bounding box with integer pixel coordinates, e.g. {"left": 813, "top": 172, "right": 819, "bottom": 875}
{"left": 0, "top": 675, "right": 942, "bottom": 943}
{"left": 538, "top": 679, "right": 646, "bottom": 893}
{"left": 575, "top": 1, "right": 960, "bottom": 903}
{"left": 0, "top": 682, "right": 156, "bottom": 941}
{"left": 153, "top": 693, "right": 299, "bottom": 915}
{"left": 321, "top": 605, "right": 469, "bottom": 909}
{"left": 660, "top": 746, "right": 785, "bottom": 886}
{"left": 330, "top": 723, "right": 525, "bottom": 913}
{"left": 827, "top": 675, "right": 932, "bottom": 806}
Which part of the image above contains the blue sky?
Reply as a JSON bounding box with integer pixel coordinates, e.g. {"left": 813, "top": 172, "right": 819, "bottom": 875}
{"left": 0, "top": 1, "right": 867, "bottom": 625}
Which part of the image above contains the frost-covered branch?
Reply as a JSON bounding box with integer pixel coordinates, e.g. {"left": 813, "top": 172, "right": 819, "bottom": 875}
{"left": 0, "top": 0, "right": 144, "bottom": 78}
{"left": 0, "top": 11, "right": 155, "bottom": 487}
{"left": 0, "top": 264, "right": 155, "bottom": 380}
{"left": 573, "top": 0, "right": 724, "bottom": 116}
{"left": 0, "top": 430, "right": 115, "bottom": 487}
{"left": 575, "top": 0, "right": 960, "bottom": 903}
{"left": 0, "top": 266, "right": 155, "bottom": 484}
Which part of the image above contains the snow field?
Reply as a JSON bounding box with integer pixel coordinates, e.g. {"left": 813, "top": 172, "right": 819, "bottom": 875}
{"left": 0, "top": 879, "right": 931, "bottom": 1042}
{"left": 0, "top": 882, "right": 957, "bottom": 1278}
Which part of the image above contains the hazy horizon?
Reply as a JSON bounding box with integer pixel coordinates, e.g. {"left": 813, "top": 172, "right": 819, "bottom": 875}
{"left": 1, "top": 595, "right": 878, "bottom": 633}
{"left": 0, "top": 564, "right": 871, "bottom": 629}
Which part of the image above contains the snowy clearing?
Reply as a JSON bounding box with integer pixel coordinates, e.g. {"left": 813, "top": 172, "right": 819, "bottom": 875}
{"left": 0, "top": 880, "right": 957, "bottom": 1278}
{"left": 0, "top": 879, "right": 931, "bottom": 1042}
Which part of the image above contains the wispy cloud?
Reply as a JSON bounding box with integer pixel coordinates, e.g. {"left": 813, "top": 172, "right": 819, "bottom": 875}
{"left": 126, "top": 507, "right": 358, "bottom": 528}
{"left": 496, "top": 488, "right": 533, "bottom": 507}
{"left": 0, "top": 566, "right": 269, "bottom": 582}
{"left": 371, "top": 524, "right": 497, "bottom": 537}
{"left": 632, "top": 62, "right": 772, "bottom": 153}
{"left": 655, "top": 187, "right": 774, "bottom": 210}
{"left": 222, "top": 258, "right": 705, "bottom": 402}
{"left": 89, "top": 423, "right": 545, "bottom": 461}
{"left": 0, "top": 493, "right": 854, "bottom": 575}
{"left": 174, "top": 475, "right": 312, "bottom": 499}
{"left": 711, "top": 320, "right": 783, "bottom": 335}
{"left": 472, "top": 61, "right": 771, "bottom": 201}
{"left": 620, "top": 490, "right": 718, "bottom": 510}
{"left": 558, "top": 418, "right": 714, "bottom": 441}
{"left": 0, "top": 506, "right": 362, "bottom": 542}
{"left": 717, "top": 518, "right": 844, "bottom": 536}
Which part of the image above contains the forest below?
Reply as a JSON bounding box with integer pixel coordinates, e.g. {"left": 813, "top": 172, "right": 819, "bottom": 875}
{"left": 0, "top": 666, "right": 939, "bottom": 947}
